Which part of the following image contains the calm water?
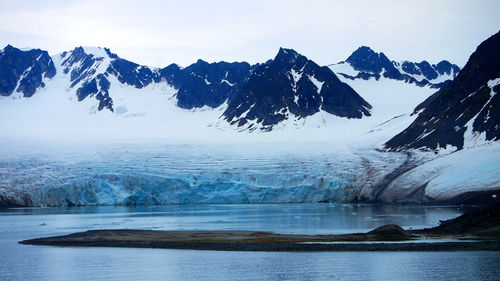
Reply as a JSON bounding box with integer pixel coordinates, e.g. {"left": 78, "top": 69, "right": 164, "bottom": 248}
{"left": 1, "top": 204, "right": 499, "bottom": 280}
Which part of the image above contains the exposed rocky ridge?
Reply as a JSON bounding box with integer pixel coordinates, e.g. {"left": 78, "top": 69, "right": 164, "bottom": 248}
{"left": 385, "top": 30, "right": 500, "bottom": 151}
{"left": 59, "top": 46, "right": 158, "bottom": 111}
{"left": 159, "top": 59, "right": 254, "bottom": 109}
{"left": 222, "top": 48, "right": 372, "bottom": 131}
{"left": 334, "top": 46, "right": 460, "bottom": 89}
{"left": 2, "top": 45, "right": 255, "bottom": 113}
{"left": 0, "top": 45, "right": 56, "bottom": 97}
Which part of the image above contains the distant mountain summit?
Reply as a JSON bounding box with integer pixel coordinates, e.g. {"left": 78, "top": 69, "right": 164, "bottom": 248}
{"left": 58, "top": 46, "right": 157, "bottom": 111}
{"left": 159, "top": 59, "right": 253, "bottom": 109}
{"left": 331, "top": 46, "right": 460, "bottom": 88}
{"left": 0, "top": 45, "right": 55, "bottom": 97}
{"left": 385, "top": 30, "right": 500, "bottom": 151}
{"left": 222, "top": 48, "right": 372, "bottom": 131}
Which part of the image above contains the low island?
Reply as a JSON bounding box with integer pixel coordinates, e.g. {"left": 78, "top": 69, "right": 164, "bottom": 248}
{"left": 20, "top": 202, "right": 500, "bottom": 252}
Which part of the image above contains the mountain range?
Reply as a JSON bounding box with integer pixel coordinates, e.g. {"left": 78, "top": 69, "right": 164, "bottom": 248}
{"left": 331, "top": 46, "right": 460, "bottom": 89}
{"left": 0, "top": 43, "right": 460, "bottom": 133}
{"left": 223, "top": 48, "right": 371, "bottom": 131}
{"left": 0, "top": 30, "right": 499, "bottom": 206}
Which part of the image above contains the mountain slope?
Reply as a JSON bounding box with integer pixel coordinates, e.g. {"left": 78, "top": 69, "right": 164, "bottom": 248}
{"left": 0, "top": 45, "right": 56, "bottom": 97}
{"left": 331, "top": 46, "right": 460, "bottom": 89}
{"left": 378, "top": 144, "right": 500, "bottom": 203}
{"left": 160, "top": 59, "right": 253, "bottom": 109}
{"left": 385, "top": 30, "right": 500, "bottom": 151}
{"left": 222, "top": 48, "right": 372, "bottom": 131}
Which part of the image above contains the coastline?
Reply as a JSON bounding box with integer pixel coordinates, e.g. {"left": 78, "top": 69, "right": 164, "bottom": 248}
{"left": 19, "top": 202, "right": 500, "bottom": 252}
{"left": 19, "top": 239, "right": 500, "bottom": 252}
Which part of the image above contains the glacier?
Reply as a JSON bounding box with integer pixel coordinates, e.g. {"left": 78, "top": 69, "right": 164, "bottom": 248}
{"left": 5, "top": 139, "right": 497, "bottom": 207}
{"left": 379, "top": 144, "right": 500, "bottom": 203}
{"left": 0, "top": 143, "right": 408, "bottom": 207}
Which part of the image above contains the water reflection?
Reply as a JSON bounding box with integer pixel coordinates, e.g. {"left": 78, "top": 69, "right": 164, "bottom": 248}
{"left": 0, "top": 203, "right": 469, "bottom": 235}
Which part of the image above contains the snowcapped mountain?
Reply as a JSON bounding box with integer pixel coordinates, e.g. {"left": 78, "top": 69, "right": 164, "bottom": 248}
{"left": 330, "top": 46, "right": 460, "bottom": 89}
{"left": 164, "top": 59, "right": 253, "bottom": 109}
{"left": 54, "top": 46, "right": 254, "bottom": 113}
{"left": 1, "top": 34, "right": 499, "bottom": 207}
{"left": 0, "top": 43, "right": 474, "bottom": 146}
{"left": 0, "top": 45, "right": 377, "bottom": 136}
{"left": 364, "top": 30, "right": 500, "bottom": 204}
{"left": 222, "top": 48, "right": 372, "bottom": 131}
{"left": 0, "top": 45, "right": 256, "bottom": 113}
{"left": 385, "top": 30, "right": 500, "bottom": 151}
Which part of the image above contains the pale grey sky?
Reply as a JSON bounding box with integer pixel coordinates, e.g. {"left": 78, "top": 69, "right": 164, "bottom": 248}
{"left": 0, "top": 0, "right": 498, "bottom": 67}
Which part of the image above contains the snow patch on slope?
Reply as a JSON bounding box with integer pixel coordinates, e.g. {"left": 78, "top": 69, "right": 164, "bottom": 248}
{"left": 330, "top": 62, "right": 360, "bottom": 76}
{"left": 221, "top": 79, "right": 235, "bottom": 86}
{"left": 381, "top": 144, "right": 500, "bottom": 202}
{"left": 308, "top": 75, "right": 324, "bottom": 93}
{"left": 81, "top": 46, "right": 109, "bottom": 58}
{"left": 462, "top": 77, "right": 500, "bottom": 149}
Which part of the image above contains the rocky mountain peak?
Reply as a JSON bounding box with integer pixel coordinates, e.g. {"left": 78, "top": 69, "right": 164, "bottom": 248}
{"left": 222, "top": 48, "right": 371, "bottom": 131}
{"left": 334, "top": 46, "right": 460, "bottom": 89}
{"left": 0, "top": 45, "right": 56, "bottom": 97}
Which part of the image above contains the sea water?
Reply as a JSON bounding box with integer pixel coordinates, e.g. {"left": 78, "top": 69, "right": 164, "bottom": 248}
{"left": 1, "top": 204, "right": 499, "bottom": 281}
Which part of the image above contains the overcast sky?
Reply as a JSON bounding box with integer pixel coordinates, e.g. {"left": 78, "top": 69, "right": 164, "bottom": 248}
{"left": 0, "top": 0, "right": 498, "bottom": 68}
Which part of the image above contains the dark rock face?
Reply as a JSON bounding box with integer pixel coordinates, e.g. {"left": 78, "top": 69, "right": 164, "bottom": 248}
{"left": 107, "top": 58, "right": 156, "bottom": 89}
{"left": 76, "top": 74, "right": 113, "bottom": 112}
{"left": 0, "top": 45, "right": 56, "bottom": 97}
{"left": 415, "top": 61, "right": 438, "bottom": 80}
{"left": 338, "top": 46, "right": 460, "bottom": 88}
{"left": 223, "top": 48, "right": 372, "bottom": 131}
{"left": 401, "top": 61, "right": 421, "bottom": 75}
{"left": 346, "top": 46, "right": 387, "bottom": 73}
{"left": 434, "top": 60, "right": 461, "bottom": 76}
{"left": 346, "top": 47, "right": 403, "bottom": 80}
{"left": 385, "top": 31, "right": 500, "bottom": 151}
{"left": 160, "top": 60, "right": 253, "bottom": 109}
